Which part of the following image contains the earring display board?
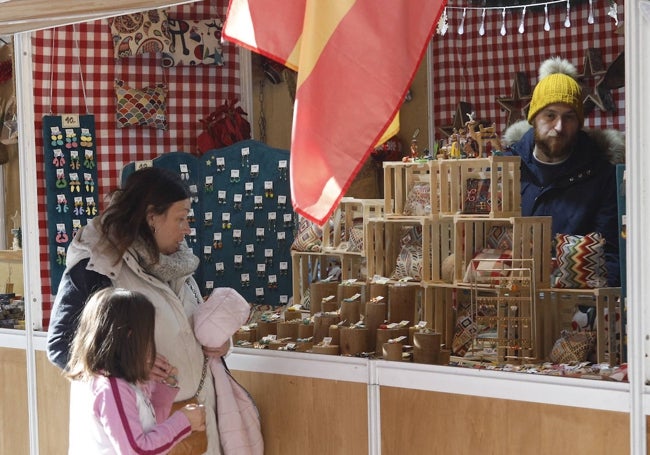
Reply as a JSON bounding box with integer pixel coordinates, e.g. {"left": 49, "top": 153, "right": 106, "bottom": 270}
{"left": 122, "top": 140, "right": 295, "bottom": 306}
{"left": 42, "top": 114, "right": 99, "bottom": 292}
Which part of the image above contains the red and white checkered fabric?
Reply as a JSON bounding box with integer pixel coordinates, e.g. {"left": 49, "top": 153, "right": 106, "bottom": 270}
{"left": 33, "top": 0, "right": 239, "bottom": 326}
{"left": 430, "top": 0, "right": 625, "bottom": 138}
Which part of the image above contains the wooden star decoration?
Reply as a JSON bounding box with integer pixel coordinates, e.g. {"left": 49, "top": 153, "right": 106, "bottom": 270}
{"left": 578, "top": 48, "right": 609, "bottom": 114}
{"left": 595, "top": 51, "right": 624, "bottom": 113}
{"left": 438, "top": 101, "right": 473, "bottom": 138}
{"left": 496, "top": 72, "right": 532, "bottom": 128}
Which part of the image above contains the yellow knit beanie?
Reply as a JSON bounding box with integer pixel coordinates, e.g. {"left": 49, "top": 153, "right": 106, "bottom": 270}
{"left": 527, "top": 57, "right": 583, "bottom": 125}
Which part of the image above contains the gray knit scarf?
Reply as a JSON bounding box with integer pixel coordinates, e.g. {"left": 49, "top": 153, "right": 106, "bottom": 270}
{"left": 131, "top": 239, "right": 199, "bottom": 283}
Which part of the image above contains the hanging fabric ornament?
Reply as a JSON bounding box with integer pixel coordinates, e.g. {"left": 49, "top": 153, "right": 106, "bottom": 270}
{"left": 608, "top": 1, "right": 619, "bottom": 26}
{"left": 500, "top": 8, "right": 506, "bottom": 36}
{"left": 519, "top": 7, "right": 526, "bottom": 34}
{"left": 564, "top": 0, "right": 571, "bottom": 28}
{"left": 479, "top": 8, "right": 486, "bottom": 36}
{"left": 544, "top": 4, "right": 551, "bottom": 31}
{"left": 588, "top": 0, "right": 595, "bottom": 24}
{"left": 437, "top": 7, "right": 448, "bottom": 36}
{"left": 458, "top": 8, "right": 466, "bottom": 35}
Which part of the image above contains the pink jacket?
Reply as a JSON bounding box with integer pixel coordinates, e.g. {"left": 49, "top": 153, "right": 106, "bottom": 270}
{"left": 193, "top": 288, "right": 264, "bottom": 455}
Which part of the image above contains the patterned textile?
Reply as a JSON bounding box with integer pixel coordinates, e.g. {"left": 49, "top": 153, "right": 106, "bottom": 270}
{"left": 390, "top": 225, "right": 423, "bottom": 281}
{"left": 485, "top": 225, "right": 513, "bottom": 250}
{"left": 462, "top": 178, "right": 492, "bottom": 214}
{"left": 347, "top": 221, "right": 364, "bottom": 253}
{"left": 108, "top": 9, "right": 170, "bottom": 59}
{"left": 549, "top": 330, "right": 596, "bottom": 364}
{"left": 463, "top": 248, "right": 512, "bottom": 284}
{"left": 290, "top": 217, "right": 322, "bottom": 252}
{"left": 390, "top": 244, "right": 423, "bottom": 281}
{"left": 403, "top": 182, "right": 431, "bottom": 216}
{"left": 162, "top": 17, "right": 224, "bottom": 67}
{"left": 114, "top": 80, "right": 168, "bottom": 130}
{"left": 554, "top": 232, "right": 607, "bottom": 289}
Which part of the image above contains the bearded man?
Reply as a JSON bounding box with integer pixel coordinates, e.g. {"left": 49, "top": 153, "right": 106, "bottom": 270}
{"left": 504, "top": 57, "right": 624, "bottom": 287}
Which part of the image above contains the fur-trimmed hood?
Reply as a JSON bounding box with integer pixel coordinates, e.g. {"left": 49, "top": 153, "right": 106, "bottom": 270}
{"left": 501, "top": 120, "right": 625, "bottom": 165}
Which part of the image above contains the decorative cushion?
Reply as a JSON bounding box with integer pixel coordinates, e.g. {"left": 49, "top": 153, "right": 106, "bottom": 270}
{"left": 553, "top": 232, "right": 607, "bottom": 288}
{"left": 347, "top": 220, "right": 364, "bottom": 252}
{"left": 463, "top": 177, "right": 491, "bottom": 214}
{"left": 291, "top": 217, "right": 322, "bottom": 252}
{"left": 451, "top": 314, "right": 477, "bottom": 356}
{"left": 403, "top": 182, "right": 431, "bottom": 216}
{"left": 485, "top": 225, "right": 513, "bottom": 250}
{"left": 463, "top": 248, "right": 512, "bottom": 283}
{"left": 161, "top": 17, "right": 224, "bottom": 67}
{"left": 114, "top": 80, "right": 168, "bottom": 130}
{"left": 390, "top": 225, "right": 423, "bottom": 281}
{"left": 109, "top": 9, "right": 170, "bottom": 59}
{"left": 549, "top": 330, "right": 596, "bottom": 364}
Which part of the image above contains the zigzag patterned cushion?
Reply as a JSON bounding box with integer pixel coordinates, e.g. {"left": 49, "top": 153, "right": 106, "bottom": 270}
{"left": 554, "top": 232, "right": 607, "bottom": 289}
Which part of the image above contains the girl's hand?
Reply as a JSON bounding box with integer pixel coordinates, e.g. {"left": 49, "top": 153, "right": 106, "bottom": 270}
{"left": 149, "top": 353, "right": 173, "bottom": 382}
{"left": 202, "top": 339, "right": 231, "bottom": 359}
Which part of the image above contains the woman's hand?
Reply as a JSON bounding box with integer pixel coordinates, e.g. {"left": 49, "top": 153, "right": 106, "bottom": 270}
{"left": 149, "top": 353, "right": 174, "bottom": 382}
{"left": 202, "top": 339, "right": 231, "bottom": 359}
{"left": 180, "top": 403, "right": 206, "bottom": 432}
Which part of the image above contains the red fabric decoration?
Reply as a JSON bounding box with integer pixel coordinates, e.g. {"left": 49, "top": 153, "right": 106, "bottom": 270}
{"left": 197, "top": 99, "right": 251, "bottom": 155}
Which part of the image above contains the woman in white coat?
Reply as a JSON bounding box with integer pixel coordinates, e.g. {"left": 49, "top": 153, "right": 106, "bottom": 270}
{"left": 47, "top": 166, "right": 227, "bottom": 454}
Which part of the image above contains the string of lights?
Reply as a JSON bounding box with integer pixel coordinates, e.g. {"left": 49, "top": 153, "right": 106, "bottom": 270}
{"left": 436, "top": 0, "right": 619, "bottom": 36}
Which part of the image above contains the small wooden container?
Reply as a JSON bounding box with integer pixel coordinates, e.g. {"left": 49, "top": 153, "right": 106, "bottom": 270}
{"left": 233, "top": 328, "right": 257, "bottom": 345}
{"left": 328, "top": 325, "right": 341, "bottom": 346}
{"left": 382, "top": 342, "right": 404, "bottom": 361}
{"left": 310, "top": 281, "right": 339, "bottom": 315}
{"left": 340, "top": 327, "right": 369, "bottom": 356}
{"left": 365, "top": 301, "right": 388, "bottom": 352}
{"left": 256, "top": 320, "right": 278, "bottom": 340}
{"left": 298, "top": 322, "right": 315, "bottom": 339}
{"left": 388, "top": 284, "right": 417, "bottom": 324}
{"left": 277, "top": 321, "right": 300, "bottom": 340}
{"left": 340, "top": 299, "right": 361, "bottom": 325}
{"left": 413, "top": 332, "right": 441, "bottom": 364}
{"left": 313, "top": 313, "right": 341, "bottom": 343}
{"left": 376, "top": 326, "right": 409, "bottom": 348}
{"left": 284, "top": 310, "right": 303, "bottom": 321}
{"left": 322, "top": 298, "right": 340, "bottom": 313}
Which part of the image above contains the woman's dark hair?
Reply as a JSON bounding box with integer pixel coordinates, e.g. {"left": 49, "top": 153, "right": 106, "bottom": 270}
{"left": 100, "top": 167, "right": 191, "bottom": 261}
{"left": 66, "top": 288, "right": 156, "bottom": 384}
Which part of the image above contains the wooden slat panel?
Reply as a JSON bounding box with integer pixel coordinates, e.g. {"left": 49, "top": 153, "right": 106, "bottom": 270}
{"left": 231, "top": 370, "right": 368, "bottom": 455}
{"left": 381, "top": 386, "right": 629, "bottom": 455}
{"left": 0, "top": 347, "right": 29, "bottom": 454}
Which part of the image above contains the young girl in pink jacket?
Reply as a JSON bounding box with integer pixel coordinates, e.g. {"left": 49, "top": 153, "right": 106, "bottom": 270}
{"left": 65, "top": 287, "right": 205, "bottom": 454}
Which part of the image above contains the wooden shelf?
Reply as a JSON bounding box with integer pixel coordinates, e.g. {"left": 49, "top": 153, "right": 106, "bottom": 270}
{"left": 0, "top": 250, "right": 22, "bottom": 262}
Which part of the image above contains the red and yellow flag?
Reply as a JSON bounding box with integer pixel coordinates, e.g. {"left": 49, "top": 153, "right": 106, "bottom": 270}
{"left": 223, "top": 0, "right": 446, "bottom": 224}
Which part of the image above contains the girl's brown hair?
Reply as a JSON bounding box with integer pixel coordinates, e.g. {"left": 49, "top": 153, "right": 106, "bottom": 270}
{"left": 66, "top": 288, "right": 156, "bottom": 384}
{"left": 100, "top": 167, "right": 191, "bottom": 263}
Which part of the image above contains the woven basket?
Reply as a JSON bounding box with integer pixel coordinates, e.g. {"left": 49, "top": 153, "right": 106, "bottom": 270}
{"left": 549, "top": 330, "right": 596, "bottom": 364}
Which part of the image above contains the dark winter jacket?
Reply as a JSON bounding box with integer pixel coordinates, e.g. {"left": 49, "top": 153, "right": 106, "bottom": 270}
{"left": 506, "top": 124, "right": 622, "bottom": 286}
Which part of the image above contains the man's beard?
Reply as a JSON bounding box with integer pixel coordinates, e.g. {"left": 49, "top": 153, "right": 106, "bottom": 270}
{"left": 533, "top": 129, "right": 574, "bottom": 162}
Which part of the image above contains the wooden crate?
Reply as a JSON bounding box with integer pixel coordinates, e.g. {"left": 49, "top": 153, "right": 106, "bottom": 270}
{"left": 365, "top": 218, "right": 427, "bottom": 281}
{"left": 421, "top": 216, "right": 455, "bottom": 283}
{"left": 322, "top": 197, "right": 385, "bottom": 254}
{"left": 539, "top": 287, "right": 624, "bottom": 365}
{"left": 382, "top": 160, "right": 438, "bottom": 218}
{"left": 438, "top": 156, "right": 521, "bottom": 218}
{"left": 291, "top": 251, "right": 366, "bottom": 307}
{"left": 453, "top": 216, "right": 553, "bottom": 289}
